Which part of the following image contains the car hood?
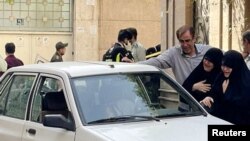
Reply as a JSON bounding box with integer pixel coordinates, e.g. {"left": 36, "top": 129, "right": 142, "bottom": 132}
{"left": 88, "top": 115, "right": 230, "bottom": 141}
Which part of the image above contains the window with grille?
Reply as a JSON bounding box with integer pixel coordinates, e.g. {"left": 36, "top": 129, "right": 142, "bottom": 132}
{"left": 0, "top": 0, "right": 73, "bottom": 32}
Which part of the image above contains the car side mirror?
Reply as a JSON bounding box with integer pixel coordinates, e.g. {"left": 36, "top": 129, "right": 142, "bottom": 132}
{"left": 43, "top": 114, "right": 75, "bottom": 131}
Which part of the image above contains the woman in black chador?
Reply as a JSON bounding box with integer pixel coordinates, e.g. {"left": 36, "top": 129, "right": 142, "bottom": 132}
{"left": 182, "top": 48, "right": 223, "bottom": 102}
{"left": 202, "top": 50, "right": 250, "bottom": 124}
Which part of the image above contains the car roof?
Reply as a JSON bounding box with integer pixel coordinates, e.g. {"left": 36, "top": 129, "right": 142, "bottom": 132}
{"left": 8, "top": 61, "right": 160, "bottom": 77}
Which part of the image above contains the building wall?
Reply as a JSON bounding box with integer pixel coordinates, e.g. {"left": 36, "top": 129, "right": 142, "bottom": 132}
{"left": 0, "top": 32, "right": 73, "bottom": 64}
{"left": 208, "top": 0, "right": 247, "bottom": 51}
{"left": 162, "top": 0, "right": 249, "bottom": 52}
{"left": 0, "top": 0, "right": 161, "bottom": 63}
{"left": 0, "top": 0, "right": 73, "bottom": 64}
{"left": 74, "top": 0, "right": 161, "bottom": 61}
{"left": 73, "top": 0, "right": 100, "bottom": 61}
{"left": 161, "top": 0, "right": 193, "bottom": 50}
{"left": 245, "top": 0, "right": 250, "bottom": 30}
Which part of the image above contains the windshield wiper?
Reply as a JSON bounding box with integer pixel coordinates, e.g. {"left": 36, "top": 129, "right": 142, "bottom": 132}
{"left": 130, "top": 115, "right": 160, "bottom": 121}
{"left": 87, "top": 115, "right": 160, "bottom": 124}
{"left": 156, "top": 111, "right": 202, "bottom": 118}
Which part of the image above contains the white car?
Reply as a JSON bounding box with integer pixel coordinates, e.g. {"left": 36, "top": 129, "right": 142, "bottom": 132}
{"left": 0, "top": 62, "right": 229, "bottom": 141}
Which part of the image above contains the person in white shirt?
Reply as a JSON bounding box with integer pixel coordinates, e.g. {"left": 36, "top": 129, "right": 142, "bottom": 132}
{"left": 0, "top": 54, "right": 7, "bottom": 77}
{"left": 127, "top": 27, "right": 146, "bottom": 62}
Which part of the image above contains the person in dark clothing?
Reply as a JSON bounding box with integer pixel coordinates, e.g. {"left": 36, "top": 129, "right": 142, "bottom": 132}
{"left": 110, "top": 29, "right": 134, "bottom": 62}
{"left": 201, "top": 50, "right": 250, "bottom": 124}
{"left": 182, "top": 48, "right": 223, "bottom": 102}
{"left": 50, "top": 41, "right": 68, "bottom": 62}
{"left": 5, "top": 42, "right": 24, "bottom": 69}
{"left": 146, "top": 44, "right": 161, "bottom": 60}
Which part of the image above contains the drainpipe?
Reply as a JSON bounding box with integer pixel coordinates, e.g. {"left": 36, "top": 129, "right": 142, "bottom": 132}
{"left": 228, "top": 2, "right": 232, "bottom": 50}
{"left": 219, "top": 0, "right": 223, "bottom": 49}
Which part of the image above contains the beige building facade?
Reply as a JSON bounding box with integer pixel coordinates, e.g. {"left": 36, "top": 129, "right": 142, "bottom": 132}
{"left": 161, "top": 0, "right": 250, "bottom": 52}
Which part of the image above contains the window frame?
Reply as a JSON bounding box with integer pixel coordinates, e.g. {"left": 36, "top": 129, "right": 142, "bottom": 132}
{"left": 29, "top": 73, "right": 68, "bottom": 123}
{"left": 0, "top": 72, "right": 38, "bottom": 120}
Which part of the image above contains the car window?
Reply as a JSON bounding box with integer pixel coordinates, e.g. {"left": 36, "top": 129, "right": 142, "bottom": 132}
{"left": 72, "top": 73, "right": 204, "bottom": 125}
{"left": 0, "top": 75, "right": 36, "bottom": 119}
{"left": 31, "top": 77, "right": 66, "bottom": 122}
{"left": 0, "top": 74, "right": 11, "bottom": 92}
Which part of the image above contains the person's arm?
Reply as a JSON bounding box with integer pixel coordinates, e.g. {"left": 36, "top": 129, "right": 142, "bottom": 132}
{"left": 200, "top": 75, "right": 222, "bottom": 108}
{"left": 111, "top": 47, "right": 130, "bottom": 62}
{"left": 121, "top": 57, "right": 134, "bottom": 63}
{"left": 19, "top": 59, "right": 24, "bottom": 65}
{"left": 139, "top": 47, "right": 173, "bottom": 69}
{"left": 182, "top": 64, "right": 211, "bottom": 94}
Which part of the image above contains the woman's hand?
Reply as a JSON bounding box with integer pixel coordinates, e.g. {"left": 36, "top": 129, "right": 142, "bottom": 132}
{"left": 200, "top": 96, "right": 214, "bottom": 108}
{"left": 192, "top": 80, "right": 211, "bottom": 93}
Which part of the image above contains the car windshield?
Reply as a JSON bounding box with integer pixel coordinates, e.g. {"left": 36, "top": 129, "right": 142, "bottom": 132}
{"left": 72, "top": 72, "right": 205, "bottom": 125}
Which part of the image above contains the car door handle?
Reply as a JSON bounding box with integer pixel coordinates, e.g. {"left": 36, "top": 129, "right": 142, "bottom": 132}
{"left": 27, "top": 128, "right": 36, "bottom": 135}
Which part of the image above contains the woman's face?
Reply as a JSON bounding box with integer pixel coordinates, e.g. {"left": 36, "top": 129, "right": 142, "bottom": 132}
{"left": 203, "top": 58, "right": 214, "bottom": 72}
{"left": 221, "top": 65, "right": 232, "bottom": 78}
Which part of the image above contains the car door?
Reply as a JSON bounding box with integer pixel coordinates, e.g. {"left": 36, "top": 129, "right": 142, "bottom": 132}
{"left": 22, "top": 74, "right": 75, "bottom": 141}
{"left": 0, "top": 73, "right": 37, "bottom": 141}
